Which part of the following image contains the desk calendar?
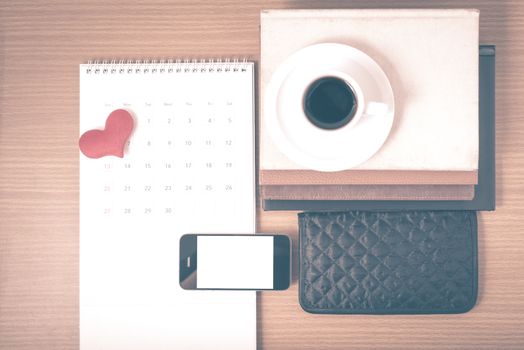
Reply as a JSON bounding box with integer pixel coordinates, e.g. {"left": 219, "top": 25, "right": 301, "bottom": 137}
{"left": 79, "top": 60, "right": 255, "bottom": 350}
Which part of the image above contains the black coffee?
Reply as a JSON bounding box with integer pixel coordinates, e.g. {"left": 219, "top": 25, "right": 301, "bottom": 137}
{"left": 303, "top": 76, "right": 357, "bottom": 130}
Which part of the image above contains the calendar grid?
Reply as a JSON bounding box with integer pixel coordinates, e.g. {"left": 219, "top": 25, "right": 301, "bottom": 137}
{"left": 80, "top": 61, "right": 256, "bottom": 349}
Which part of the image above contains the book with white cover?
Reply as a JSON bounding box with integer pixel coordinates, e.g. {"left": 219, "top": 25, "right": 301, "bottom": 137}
{"left": 260, "top": 9, "right": 479, "bottom": 174}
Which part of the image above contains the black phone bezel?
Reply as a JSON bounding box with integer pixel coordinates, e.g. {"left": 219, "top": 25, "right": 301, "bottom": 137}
{"left": 179, "top": 233, "right": 291, "bottom": 291}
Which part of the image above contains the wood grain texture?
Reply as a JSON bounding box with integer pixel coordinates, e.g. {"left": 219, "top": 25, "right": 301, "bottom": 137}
{"left": 0, "top": 1, "right": 523, "bottom": 349}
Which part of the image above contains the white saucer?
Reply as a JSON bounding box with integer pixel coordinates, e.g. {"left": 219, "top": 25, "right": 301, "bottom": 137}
{"left": 264, "top": 43, "right": 395, "bottom": 172}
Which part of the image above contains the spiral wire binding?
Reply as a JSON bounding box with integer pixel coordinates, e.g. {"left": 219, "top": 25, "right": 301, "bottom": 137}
{"left": 85, "top": 58, "right": 252, "bottom": 74}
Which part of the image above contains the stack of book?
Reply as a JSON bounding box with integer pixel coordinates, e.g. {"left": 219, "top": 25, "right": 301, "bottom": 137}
{"left": 260, "top": 9, "right": 494, "bottom": 211}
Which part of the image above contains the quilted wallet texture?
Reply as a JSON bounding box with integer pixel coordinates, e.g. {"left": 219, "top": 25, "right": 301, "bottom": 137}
{"left": 299, "top": 211, "right": 477, "bottom": 314}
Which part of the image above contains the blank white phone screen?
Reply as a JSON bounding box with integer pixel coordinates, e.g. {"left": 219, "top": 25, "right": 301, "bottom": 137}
{"left": 197, "top": 235, "right": 274, "bottom": 289}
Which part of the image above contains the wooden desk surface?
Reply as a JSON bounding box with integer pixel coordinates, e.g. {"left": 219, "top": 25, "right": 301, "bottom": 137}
{"left": 1, "top": 1, "right": 523, "bottom": 349}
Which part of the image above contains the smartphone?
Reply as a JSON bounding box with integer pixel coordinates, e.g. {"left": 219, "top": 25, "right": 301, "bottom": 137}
{"left": 179, "top": 234, "right": 291, "bottom": 290}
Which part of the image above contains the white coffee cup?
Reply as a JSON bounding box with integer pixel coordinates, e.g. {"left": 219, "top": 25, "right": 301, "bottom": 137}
{"left": 264, "top": 43, "right": 395, "bottom": 171}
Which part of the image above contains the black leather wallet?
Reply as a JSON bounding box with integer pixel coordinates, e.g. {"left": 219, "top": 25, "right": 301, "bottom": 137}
{"left": 299, "top": 211, "right": 478, "bottom": 314}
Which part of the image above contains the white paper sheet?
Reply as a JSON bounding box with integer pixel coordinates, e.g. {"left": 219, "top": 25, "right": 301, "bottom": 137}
{"left": 79, "top": 61, "right": 256, "bottom": 350}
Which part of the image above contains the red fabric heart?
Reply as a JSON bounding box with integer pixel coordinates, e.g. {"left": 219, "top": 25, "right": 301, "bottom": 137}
{"left": 79, "top": 109, "right": 134, "bottom": 159}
